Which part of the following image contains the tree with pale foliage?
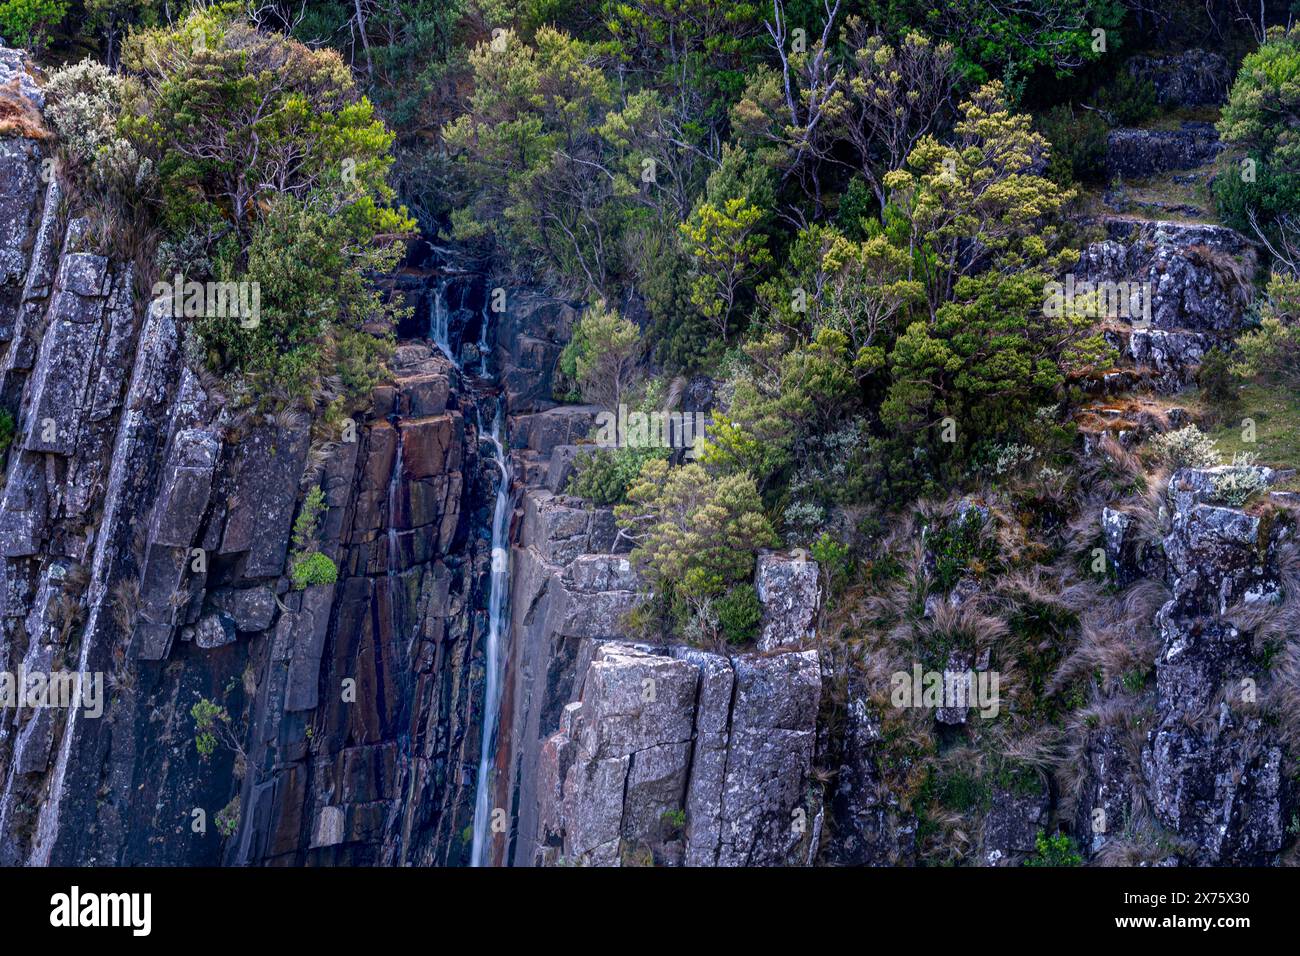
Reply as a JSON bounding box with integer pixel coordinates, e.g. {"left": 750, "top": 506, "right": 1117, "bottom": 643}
{"left": 820, "top": 230, "right": 923, "bottom": 373}
{"left": 1232, "top": 271, "right": 1300, "bottom": 388}
{"left": 880, "top": 82, "right": 1109, "bottom": 441}
{"left": 617, "top": 458, "right": 777, "bottom": 603}
{"left": 884, "top": 81, "right": 1077, "bottom": 319}
{"left": 441, "top": 27, "right": 617, "bottom": 292}
{"left": 680, "top": 195, "right": 772, "bottom": 339}
{"left": 835, "top": 22, "right": 957, "bottom": 215}
{"left": 561, "top": 300, "right": 643, "bottom": 409}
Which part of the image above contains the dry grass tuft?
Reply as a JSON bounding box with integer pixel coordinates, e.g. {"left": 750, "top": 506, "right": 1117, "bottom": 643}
{"left": 0, "top": 78, "right": 51, "bottom": 140}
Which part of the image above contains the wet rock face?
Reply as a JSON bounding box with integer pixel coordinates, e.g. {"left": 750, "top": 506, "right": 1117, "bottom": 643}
{"left": 1127, "top": 50, "right": 1232, "bottom": 108}
{"left": 0, "top": 55, "right": 503, "bottom": 864}
{"left": 493, "top": 292, "right": 580, "bottom": 412}
{"left": 534, "top": 642, "right": 821, "bottom": 867}
{"left": 1105, "top": 123, "right": 1222, "bottom": 179}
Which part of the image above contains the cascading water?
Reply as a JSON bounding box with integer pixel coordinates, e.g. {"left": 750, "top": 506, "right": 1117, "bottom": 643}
{"left": 429, "top": 278, "right": 455, "bottom": 365}
{"left": 470, "top": 403, "right": 512, "bottom": 867}
{"left": 387, "top": 436, "right": 403, "bottom": 573}
{"left": 477, "top": 304, "right": 491, "bottom": 378}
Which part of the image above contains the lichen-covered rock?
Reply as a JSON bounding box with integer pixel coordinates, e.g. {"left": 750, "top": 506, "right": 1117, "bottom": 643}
{"left": 209, "top": 586, "right": 276, "bottom": 632}
{"left": 194, "top": 612, "right": 237, "bottom": 649}
{"left": 534, "top": 643, "right": 821, "bottom": 866}
{"left": 509, "top": 405, "right": 602, "bottom": 458}
{"left": 982, "top": 781, "right": 1050, "bottom": 866}
{"left": 1137, "top": 466, "right": 1294, "bottom": 864}
{"left": 1102, "top": 505, "right": 1166, "bottom": 587}
{"left": 1073, "top": 218, "right": 1258, "bottom": 391}
{"left": 1073, "top": 723, "right": 1144, "bottom": 859}
{"left": 219, "top": 423, "right": 311, "bottom": 579}
{"left": 755, "top": 550, "right": 820, "bottom": 651}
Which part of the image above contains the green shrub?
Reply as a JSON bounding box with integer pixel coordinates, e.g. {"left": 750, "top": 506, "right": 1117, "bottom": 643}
{"left": 1037, "top": 104, "right": 1108, "bottom": 185}
{"left": 0, "top": 409, "right": 15, "bottom": 457}
{"left": 43, "top": 60, "right": 126, "bottom": 164}
{"left": 1197, "top": 347, "right": 1241, "bottom": 414}
{"left": 290, "top": 551, "right": 339, "bottom": 590}
{"left": 556, "top": 300, "right": 642, "bottom": 408}
{"left": 1214, "top": 25, "right": 1300, "bottom": 244}
{"left": 1023, "top": 830, "right": 1082, "bottom": 867}
{"left": 810, "top": 532, "right": 852, "bottom": 591}
{"left": 567, "top": 445, "right": 668, "bottom": 506}
{"left": 0, "top": 0, "right": 67, "bottom": 51}
{"left": 291, "top": 487, "right": 327, "bottom": 554}
{"left": 617, "top": 459, "right": 777, "bottom": 612}
{"left": 191, "top": 698, "right": 228, "bottom": 759}
{"left": 288, "top": 486, "right": 338, "bottom": 588}
{"left": 925, "top": 509, "right": 993, "bottom": 594}
{"left": 1232, "top": 272, "right": 1300, "bottom": 388}
{"left": 1093, "top": 72, "right": 1157, "bottom": 126}
{"left": 121, "top": 9, "right": 412, "bottom": 409}
{"left": 215, "top": 796, "right": 240, "bottom": 839}
{"left": 660, "top": 808, "right": 687, "bottom": 832}
{"left": 715, "top": 583, "right": 763, "bottom": 645}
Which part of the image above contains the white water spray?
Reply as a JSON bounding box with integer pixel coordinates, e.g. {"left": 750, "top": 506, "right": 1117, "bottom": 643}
{"left": 429, "top": 279, "right": 456, "bottom": 366}
{"left": 477, "top": 304, "right": 491, "bottom": 378}
{"left": 470, "top": 404, "right": 511, "bottom": 867}
{"left": 387, "top": 436, "right": 403, "bottom": 573}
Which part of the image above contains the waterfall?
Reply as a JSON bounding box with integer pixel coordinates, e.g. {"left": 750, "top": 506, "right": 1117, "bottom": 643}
{"left": 470, "top": 403, "right": 512, "bottom": 867}
{"left": 387, "top": 435, "right": 403, "bottom": 573}
{"left": 429, "top": 278, "right": 455, "bottom": 365}
{"left": 478, "top": 304, "right": 491, "bottom": 378}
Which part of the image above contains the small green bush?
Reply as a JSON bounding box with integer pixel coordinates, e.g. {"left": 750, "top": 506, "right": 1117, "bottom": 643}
{"left": 1023, "top": 830, "right": 1083, "bottom": 867}
{"left": 661, "top": 808, "right": 687, "bottom": 832}
{"left": 926, "top": 509, "right": 993, "bottom": 594}
{"left": 215, "top": 796, "right": 241, "bottom": 838}
{"left": 1093, "top": 72, "right": 1157, "bottom": 126}
{"left": 291, "top": 487, "right": 327, "bottom": 554}
{"left": 290, "top": 551, "right": 339, "bottom": 590}
{"left": 0, "top": 409, "right": 15, "bottom": 457}
{"left": 288, "top": 486, "right": 337, "bottom": 589}
{"left": 1037, "top": 105, "right": 1108, "bottom": 185}
{"left": 1197, "top": 347, "right": 1240, "bottom": 413}
{"left": 810, "top": 532, "right": 852, "bottom": 591}
{"left": 191, "top": 698, "right": 228, "bottom": 759}
{"left": 1214, "top": 25, "right": 1300, "bottom": 242}
{"left": 567, "top": 445, "right": 668, "bottom": 506}
{"left": 715, "top": 583, "right": 763, "bottom": 645}
{"left": 0, "top": 0, "right": 67, "bottom": 52}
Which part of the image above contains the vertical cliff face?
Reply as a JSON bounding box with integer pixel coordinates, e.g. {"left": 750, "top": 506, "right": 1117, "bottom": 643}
{"left": 0, "top": 73, "right": 828, "bottom": 866}
{"left": 0, "top": 52, "right": 504, "bottom": 865}
{"left": 1082, "top": 465, "right": 1295, "bottom": 865}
